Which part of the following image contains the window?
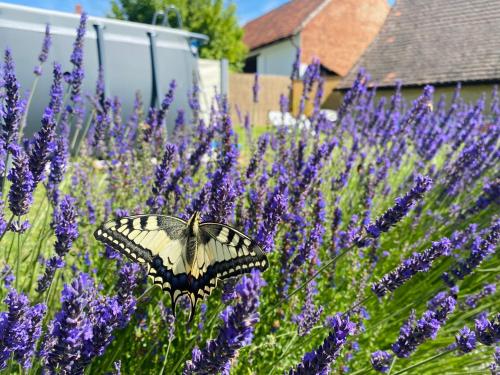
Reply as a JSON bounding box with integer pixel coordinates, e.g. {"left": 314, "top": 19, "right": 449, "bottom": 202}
{"left": 243, "top": 55, "right": 258, "bottom": 73}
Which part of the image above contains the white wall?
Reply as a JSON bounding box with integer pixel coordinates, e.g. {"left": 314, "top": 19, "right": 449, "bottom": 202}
{"left": 249, "top": 34, "right": 300, "bottom": 77}
{"left": 198, "top": 58, "right": 223, "bottom": 120}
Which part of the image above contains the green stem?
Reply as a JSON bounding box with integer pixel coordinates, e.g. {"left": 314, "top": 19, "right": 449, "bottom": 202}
{"left": 159, "top": 338, "right": 173, "bottom": 375}
{"left": 391, "top": 349, "right": 454, "bottom": 375}
{"left": 15, "top": 227, "right": 20, "bottom": 289}
{"left": 73, "top": 109, "right": 95, "bottom": 156}
{"left": 387, "top": 355, "right": 397, "bottom": 375}
{"left": 19, "top": 76, "right": 40, "bottom": 139}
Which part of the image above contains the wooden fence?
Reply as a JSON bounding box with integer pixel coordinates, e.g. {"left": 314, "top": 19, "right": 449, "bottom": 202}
{"left": 228, "top": 72, "right": 342, "bottom": 126}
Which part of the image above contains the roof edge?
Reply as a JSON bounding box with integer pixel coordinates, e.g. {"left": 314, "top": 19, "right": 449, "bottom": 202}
{"left": 336, "top": 78, "right": 500, "bottom": 91}
{"left": 293, "top": 0, "right": 332, "bottom": 34}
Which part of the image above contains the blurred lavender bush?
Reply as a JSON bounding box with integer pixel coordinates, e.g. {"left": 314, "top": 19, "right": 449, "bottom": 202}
{"left": 0, "top": 13, "right": 498, "bottom": 374}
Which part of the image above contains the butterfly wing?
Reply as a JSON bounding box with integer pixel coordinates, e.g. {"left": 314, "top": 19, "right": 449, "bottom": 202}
{"left": 198, "top": 222, "right": 268, "bottom": 280}
{"left": 94, "top": 215, "right": 193, "bottom": 313}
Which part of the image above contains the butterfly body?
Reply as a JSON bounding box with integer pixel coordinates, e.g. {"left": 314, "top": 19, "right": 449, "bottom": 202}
{"left": 94, "top": 211, "right": 268, "bottom": 320}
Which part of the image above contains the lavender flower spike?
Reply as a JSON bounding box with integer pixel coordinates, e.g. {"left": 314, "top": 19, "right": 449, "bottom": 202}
{"left": 392, "top": 295, "right": 456, "bottom": 358}
{"left": 28, "top": 106, "right": 56, "bottom": 187}
{"left": 372, "top": 238, "right": 451, "bottom": 297}
{"left": 47, "top": 136, "right": 68, "bottom": 206}
{"left": 455, "top": 326, "right": 476, "bottom": 353}
{"left": 444, "top": 220, "right": 499, "bottom": 286}
{"left": 0, "top": 289, "right": 47, "bottom": 370}
{"left": 183, "top": 271, "right": 264, "bottom": 375}
{"left": 48, "top": 62, "right": 63, "bottom": 115}
{"left": 252, "top": 72, "right": 259, "bottom": 103}
{"left": 2, "top": 48, "right": 22, "bottom": 146}
{"left": 8, "top": 144, "right": 34, "bottom": 217}
{"left": 475, "top": 313, "right": 500, "bottom": 346}
{"left": 288, "top": 313, "right": 356, "bottom": 375}
{"left": 34, "top": 23, "right": 51, "bottom": 76}
{"left": 255, "top": 182, "right": 288, "bottom": 252}
{"left": 53, "top": 195, "right": 79, "bottom": 257}
{"left": 370, "top": 350, "right": 393, "bottom": 373}
{"left": 69, "top": 12, "right": 88, "bottom": 104}
{"left": 366, "top": 175, "right": 432, "bottom": 239}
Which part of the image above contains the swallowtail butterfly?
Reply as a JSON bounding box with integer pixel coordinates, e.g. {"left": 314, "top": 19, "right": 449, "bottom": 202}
{"left": 94, "top": 211, "right": 268, "bottom": 321}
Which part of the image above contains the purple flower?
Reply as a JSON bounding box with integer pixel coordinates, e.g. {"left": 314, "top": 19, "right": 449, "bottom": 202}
{"left": 475, "top": 313, "right": 500, "bottom": 346}
{"left": 370, "top": 350, "right": 393, "bottom": 373}
{"left": 455, "top": 326, "right": 476, "bottom": 353}
{"left": 28, "top": 107, "right": 56, "bottom": 187}
{"left": 0, "top": 289, "right": 47, "bottom": 369}
{"left": 293, "top": 282, "right": 323, "bottom": 337}
{"left": 174, "top": 109, "right": 185, "bottom": 133}
{"left": 41, "top": 271, "right": 141, "bottom": 373}
{"left": 69, "top": 13, "right": 87, "bottom": 104}
{"left": 205, "top": 116, "right": 240, "bottom": 223}
{"left": 252, "top": 73, "right": 259, "bottom": 103}
{"left": 49, "top": 62, "right": 63, "bottom": 115}
{"left": 183, "top": 271, "right": 264, "bottom": 374}
{"left": 115, "top": 262, "right": 143, "bottom": 325}
{"left": 245, "top": 134, "right": 269, "bottom": 179}
{"left": 8, "top": 144, "right": 34, "bottom": 217}
{"left": 36, "top": 255, "right": 65, "bottom": 293}
{"left": 463, "top": 283, "right": 497, "bottom": 309}
{"left": 86, "top": 199, "right": 96, "bottom": 224}
{"left": 34, "top": 23, "right": 51, "bottom": 75}
{"left": 147, "top": 143, "right": 177, "bottom": 211}
{"left": 280, "top": 93, "right": 289, "bottom": 113}
{"left": 475, "top": 178, "right": 500, "bottom": 210}
{"left": 288, "top": 313, "right": 356, "bottom": 375}
{"left": 444, "top": 220, "right": 499, "bottom": 286}
{"left": 53, "top": 195, "right": 79, "bottom": 257}
{"left": 256, "top": 182, "right": 288, "bottom": 252}
{"left": 365, "top": 175, "right": 433, "bottom": 239}
{"left": 290, "top": 47, "right": 301, "bottom": 81}
{"left": 188, "top": 81, "right": 200, "bottom": 113}
{"left": 372, "top": 238, "right": 451, "bottom": 297}
{"left": 2, "top": 48, "right": 22, "bottom": 146}
{"left": 291, "top": 190, "right": 325, "bottom": 271}
{"left": 392, "top": 295, "right": 456, "bottom": 358}
{"left": 40, "top": 273, "right": 96, "bottom": 372}
{"left": 157, "top": 80, "right": 177, "bottom": 128}
{"left": 47, "top": 136, "right": 68, "bottom": 205}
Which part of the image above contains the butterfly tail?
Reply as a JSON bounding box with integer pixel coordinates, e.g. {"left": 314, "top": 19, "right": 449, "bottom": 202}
{"left": 187, "top": 294, "right": 197, "bottom": 323}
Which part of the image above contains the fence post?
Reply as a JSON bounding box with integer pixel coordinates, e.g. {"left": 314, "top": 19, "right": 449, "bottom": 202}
{"left": 220, "top": 58, "right": 229, "bottom": 96}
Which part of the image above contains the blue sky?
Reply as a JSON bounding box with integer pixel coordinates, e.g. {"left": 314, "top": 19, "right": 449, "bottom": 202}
{"left": 3, "top": 0, "right": 395, "bottom": 25}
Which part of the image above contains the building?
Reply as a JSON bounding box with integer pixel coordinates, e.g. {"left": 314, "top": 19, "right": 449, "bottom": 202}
{"left": 242, "top": 0, "right": 389, "bottom": 78}
{"left": 339, "top": 0, "right": 500, "bottom": 103}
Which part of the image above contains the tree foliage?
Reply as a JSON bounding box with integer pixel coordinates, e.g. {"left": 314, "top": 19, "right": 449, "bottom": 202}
{"left": 109, "top": 0, "right": 247, "bottom": 70}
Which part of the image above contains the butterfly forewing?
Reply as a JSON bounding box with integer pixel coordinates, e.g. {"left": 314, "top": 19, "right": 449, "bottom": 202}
{"left": 199, "top": 223, "right": 269, "bottom": 279}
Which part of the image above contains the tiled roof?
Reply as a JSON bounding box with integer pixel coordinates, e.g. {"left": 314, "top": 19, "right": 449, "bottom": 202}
{"left": 340, "top": 0, "right": 500, "bottom": 88}
{"left": 243, "top": 0, "right": 328, "bottom": 51}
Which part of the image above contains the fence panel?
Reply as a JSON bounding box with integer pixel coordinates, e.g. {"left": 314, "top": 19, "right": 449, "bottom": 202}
{"left": 229, "top": 73, "right": 290, "bottom": 125}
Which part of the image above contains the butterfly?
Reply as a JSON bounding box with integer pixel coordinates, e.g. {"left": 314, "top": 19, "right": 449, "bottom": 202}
{"left": 94, "top": 211, "right": 268, "bottom": 321}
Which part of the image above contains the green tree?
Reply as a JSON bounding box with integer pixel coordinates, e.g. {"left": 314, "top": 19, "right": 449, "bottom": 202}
{"left": 109, "top": 0, "right": 247, "bottom": 70}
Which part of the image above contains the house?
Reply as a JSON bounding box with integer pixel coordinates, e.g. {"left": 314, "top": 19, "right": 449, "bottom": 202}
{"left": 339, "top": 0, "right": 500, "bottom": 103}
{"left": 242, "top": 0, "right": 390, "bottom": 78}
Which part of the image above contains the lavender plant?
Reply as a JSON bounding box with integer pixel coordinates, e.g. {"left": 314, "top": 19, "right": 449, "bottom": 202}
{"left": 0, "top": 12, "right": 498, "bottom": 375}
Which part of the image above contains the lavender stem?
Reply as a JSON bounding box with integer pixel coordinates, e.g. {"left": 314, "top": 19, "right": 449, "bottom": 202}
{"left": 391, "top": 349, "right": 454, "bottom": 375}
